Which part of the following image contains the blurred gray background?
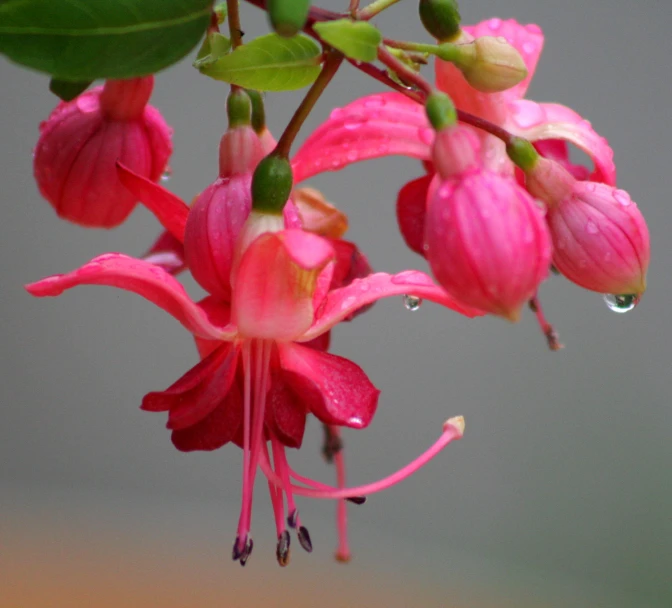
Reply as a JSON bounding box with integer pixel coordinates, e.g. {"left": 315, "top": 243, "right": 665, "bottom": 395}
{"left": 2, "top": 1, "right": 671, "bottom": 606}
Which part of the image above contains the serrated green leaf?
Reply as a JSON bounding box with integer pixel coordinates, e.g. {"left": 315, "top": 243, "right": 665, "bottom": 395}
{"left": 0, "top": 0, "right": 212, "bottom": 80}
{"left": 198, "top": 33, "right": 322, "bottom": 91}
{"left": 313, "top": 19, "right": 381, "bottom": 62}
{"left": 194, "top": 32, "right": 231, "bottom": 68}
{"left": 49, "top": 78, "right": 92, "bottom": 101}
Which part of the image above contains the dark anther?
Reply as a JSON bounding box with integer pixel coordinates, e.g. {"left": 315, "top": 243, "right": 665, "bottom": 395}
{"left": 322, "top": 424, "right": 343, "bottom": 463}
{"left": 239, "top": 537, "right": 254, "bottom": 567}
{"left": 276, "top": 530, "right": 291, "bottom": 567}
{"left": 550, "top": 264, "right": 560, "bottom": 276}
{"left": 297, "top": 526, "right": 313, "bottom": 553}
{"left": 287, "top": 509, "right": 298, "bottom": 529}
{"left": 232, "top": 536, "right": 243, "bottom": 561}
{"left": 528, "top": 298, "right": 539, "bottom": 313}
{"left": 346, "top": 496, "right": 367, "bottom": 505}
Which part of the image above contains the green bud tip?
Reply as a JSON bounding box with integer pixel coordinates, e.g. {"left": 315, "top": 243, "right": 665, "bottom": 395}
{"left": 227, "top": 89, "right": 252, "bottom": 128}
{"left": 268, "top": 0, "right": 312, "bottom": 38}
{"left": 419, "top": 0, "right": 462, "bottom": 43}
{"left": 247, "top": 90, "right": 266, "bottom": 134}
{"left": 252, "top": 154, "right": 294, "bottom": 214}
{"left": 506, "top": 137, "right": 539, "bottom": 172}
{"left": 425, "top": 92, "right": 457, "bottom": 131}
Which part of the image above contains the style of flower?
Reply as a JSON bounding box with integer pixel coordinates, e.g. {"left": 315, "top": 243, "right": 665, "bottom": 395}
{"left": 33, "top": 77, "right": 172, "bottom": 228}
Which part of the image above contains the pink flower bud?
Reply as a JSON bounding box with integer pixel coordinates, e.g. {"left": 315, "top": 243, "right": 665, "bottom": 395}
{"left": 425, "top": 170, "right": 552, "bottom": 320}
{"left": 33, "top": 77, "right": 172, "bottom": 228}
{"left": 526, "top": 158, "right": 650, "bottom": 296}
{"left": 547, "top": 182, "right": 649, "bottom": 296}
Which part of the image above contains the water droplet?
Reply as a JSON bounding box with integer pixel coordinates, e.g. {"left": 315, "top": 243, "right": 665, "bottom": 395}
{"left": 161, "top": 166, "right": 172, "bottom": 182}
{"left": 330, "top": 107, "right": 345, "bottom": 120}
{"left": 522, "top": 41, "right": 536, "bottom": 55}
{"left": 585, "top": 220, "right": 598, "bottom": 234}
{"left": 341, "top": 295, "right": 356, "bottom": 310}
{"left": 364, "top": 95, "right": 386, "bottom": 109}
{"left": 603, "top": 293, "right": 639, "bottom": 313}
{"left": 488, "top": 17, "right": 502, "bottom": 30}
{"left": 346, "top": 150, "right": 358, "bottom": 162}
{"left": 403, "top": 294, "right": 423, "bottom": 311}
{"left": 417, "top": 127, "right": 435, "bottom": 146}
{"left": 614, "top": 189, "right": 631, "bottom": 207}
{"left": 343, "top": 119, "right": 364, "bottom": 131}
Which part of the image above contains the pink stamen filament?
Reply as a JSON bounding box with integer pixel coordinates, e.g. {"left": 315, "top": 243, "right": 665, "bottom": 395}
{"left": 331, "top": 427, "right": 350, "bottom": 562}
{"left": 273, "top": 439, "right": 303, "bottom": 528}
{"left": 264, "top": 444, "right": 286, "bottom": 538}
{"left": 530, "top": 295, "right": 563, "bottom": 351}
{"left": 262, "top": 421, "right": 463, "bottom": 500}
{"left": 235, "top": 341, "right": 253, "bottom": 549}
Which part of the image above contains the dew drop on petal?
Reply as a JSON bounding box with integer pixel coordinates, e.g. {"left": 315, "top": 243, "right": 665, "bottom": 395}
{"left": 522, "top": 41, "right": 536, "bottom": 55}
{"left": 585, "top": 220, "right": 598, "bottom": 234}
{"left": 614, "top": 189, "right": 631, "bottom": 207}
{"left": 403, "top": 294, "right": 423, "bottom": 311}
{"left": 330, "top": 107, "right": 345, "bottom": 120}
{"left": 603, "top": 293, "right": 639, "bottom": 313}
{"left": 344, "top": 119, "right": 364, "bottom": 131}
{"left": 161, "top": 166, "right": 173, "bottom": 182}
{"left": 364, "top": 95, "right": 386, "bottom": 109}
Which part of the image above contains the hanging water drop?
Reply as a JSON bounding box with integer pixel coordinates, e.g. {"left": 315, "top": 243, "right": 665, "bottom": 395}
{"left": 161, "top": 166, "right": 173, "bottom": 182}
{"left": 403, "top": 294, "right": 423, "bottom": 311}
{"left": 603, "top": 293, "right": 639, "bottom": 313}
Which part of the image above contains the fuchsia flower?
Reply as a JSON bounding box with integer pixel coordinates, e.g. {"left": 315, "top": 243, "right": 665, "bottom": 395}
{"left": 33, "top": 77, "right": 172, "bottom": 228}
{"left": 526, "top": 157, "right": 649, "bottom": 299}
{"left": 426, "top": 126, "right": 551, "bottom": 319}
{"left": 27, "top": 121, "right": 479, "bottom": 565}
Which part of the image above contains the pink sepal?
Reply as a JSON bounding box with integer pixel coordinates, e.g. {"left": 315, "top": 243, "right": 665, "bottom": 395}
{"left": 278, "top": 343, "right": 379, "bottom": 429}
{"left": 142, "top": 230, "right": 186, "bottom": 275}
{"left": 116, "top": 162, "right": 189, "bottom": 241}
{"left": 507, "top": 100, "right": 616, "bottom": 185}
{"left": 25, "top": 253, "right": 232, "bottom": 340}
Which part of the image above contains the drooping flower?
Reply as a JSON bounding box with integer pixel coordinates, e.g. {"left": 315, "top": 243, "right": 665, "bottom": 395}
{"left": 33, "top": 77, "right": 172, "bottom": 228}
{"left": 525, "top": 157, "right": 649, "bottom": 298}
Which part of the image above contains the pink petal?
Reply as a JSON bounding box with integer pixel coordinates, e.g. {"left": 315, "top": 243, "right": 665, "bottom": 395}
{"left": 233, "top": 231, "right": 335, "bottom": 341}
{"left": 292, "top": 93, "right": 431, "bottom": 183}
{"left": 143, "top": 343, "right": 239, "bottom": 430}
{"left": 142, "top": 229, "right": 186, "bottom": 274}
{"left": 193, "top": 296, "right": 233, "bottom": 359}
{"left": 304, "top": 270, "right": 484, "bottom": 340}
{"left": 463, "top": 19, "right": 544, "bottom": 100}
{"left": 507, "top": 100, "right": 616, "bottom": 185}
{"left": 534, "top": 140, "right": 591, "bottom": 181}
{"left": 265, "top": 372, "right": 308, "bottom": 448}
{"left": 116, "top": 161, "right": 189, "bottom": 241}
{"left": 25, "top": 253, "right": 233, "bottom": 340}
{"left": 396, "top": 174, "right": 432, "bottom": 257}
{"left": 278, "top": 343, "right": 379, "bottom": 429}
{"left": 171, "top": 379, "right": 243, "bottom": 452}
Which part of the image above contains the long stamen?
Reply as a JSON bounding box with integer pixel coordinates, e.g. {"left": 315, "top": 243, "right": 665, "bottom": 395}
{"left": 266, "top": 417, "right": 465, "bottom": 500}
{"left": 331, "top": 427, "right": 351, "bottom": 563}
{"left": 234, "top": 341, "right": 253, "bottom": 558}
{"left": 264, "top": 443, "right": 291, "bottom": 567}
{"left": 273, "top": 439, "right": 302, "bottom": 527}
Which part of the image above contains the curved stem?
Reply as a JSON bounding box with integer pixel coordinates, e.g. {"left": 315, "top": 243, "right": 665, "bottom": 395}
{"left": 226, "top": 0, "right": 243, "bottom": 49}
{"left": 357, "top": 0, "right": 402, "bottom": 20}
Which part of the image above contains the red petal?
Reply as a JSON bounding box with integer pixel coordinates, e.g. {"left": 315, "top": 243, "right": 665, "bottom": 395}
{"left": 171, "top": 380, "right": 243, "bottom": 452}
{"left": 278, "top": 343, "right": 379, "bottom": 429}
{"left": 265, "top": 372, "right": 308, "bottom": 448}
{"left": 396, "top": 174, "right": 432, "bottom": 257}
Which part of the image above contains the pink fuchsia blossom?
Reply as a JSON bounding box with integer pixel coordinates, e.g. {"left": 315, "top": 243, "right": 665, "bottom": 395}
{"left": 33, "top": 77, "right": 172, "bottom": 228}
{"left": 27, "top": 224, "right": 473, "bottom": 564}
{"left": 526, "top": 158, "right": 649, "bottom": 297}
{"left": 425, "top": 126, "right": 552, "bottom": 320}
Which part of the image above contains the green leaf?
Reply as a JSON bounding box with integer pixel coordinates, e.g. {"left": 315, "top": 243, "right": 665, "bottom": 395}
{"left": 313, "top": 19, "right": 381, "bottom": 62}
{"left": 0, "top": 0, "right": 213, "bottom": 80}
{"left": 194, "top": 32, "right": 231, "bottom": 69}
{"left": 198, "top": 33, "right": 322, "bottom": 91}
{"left": 49, "top": 78, "right": 92, "bottom": 101}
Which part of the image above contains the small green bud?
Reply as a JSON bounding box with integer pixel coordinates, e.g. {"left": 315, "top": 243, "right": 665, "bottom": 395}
{"left": 268, "top": 0, "right": 311, "bottom": 38}
{"left": 227, "top": 88, "right": 252, "bottom": 128}
{"left": 247, "top": 90, "right": 266, "bottom": 134}
{"left": 506, "top": 137, "right": 539, "bottom": 172}
{"left": 252, "top": 154, "right": 294, "bottom": 214}
{"left": 418, "top": 0, "right": 461, "bottom": 42}
{"left": 443, "top": 36, "right": 528, "bottom": 93}
{"left": 425, "top": 92, "right": 456, "bottom": 131}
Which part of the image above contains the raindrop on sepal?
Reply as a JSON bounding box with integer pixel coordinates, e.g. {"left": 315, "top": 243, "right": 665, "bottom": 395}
{"left": 603, "top": 293, "right": 639, "bottom": 313}
{"left": 403, "top": 294, "right": 423, "bottom": 311}
{"left": 161, "top": 165, "right": 172, "bottom": 182}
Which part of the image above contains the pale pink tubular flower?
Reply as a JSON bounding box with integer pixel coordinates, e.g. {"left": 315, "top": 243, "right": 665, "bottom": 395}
{"left": 526, "top": 158, "right": 649, "bottom": 298}
{"left": 426, "top": 126, "right": 552, "bottom": 320}
{"left": 33, "top": 77, "right": 173, "bottom": 228}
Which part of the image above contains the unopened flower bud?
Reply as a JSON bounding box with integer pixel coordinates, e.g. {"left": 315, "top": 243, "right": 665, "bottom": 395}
{"left": 268, "top": 0, "right": 311, "bottom": 37}
{"left": 425, "top": 91, "right": 457, "bottom": 131}
{"left": 33, "top": 76, "right": 172, "bottom": 228}
{"left": 252, "top": 154, "right": 294, "bottom": 214}
{"left": 418, "top": 0, "right": 462, "bottom": 42}
{"left": 526, "top": 159, "right": 649, "bottom": 296}
{"left": 226, "top": 88, "right": 252, "bottom": 128}
{"left": 431, "top": 124, "right": 480, "bottom": 179}
{"left": 439, "top": 36, "right": 527, "bottom": 93}
{"left": 425, "top": 171, "right": 551, "bottom": 320}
